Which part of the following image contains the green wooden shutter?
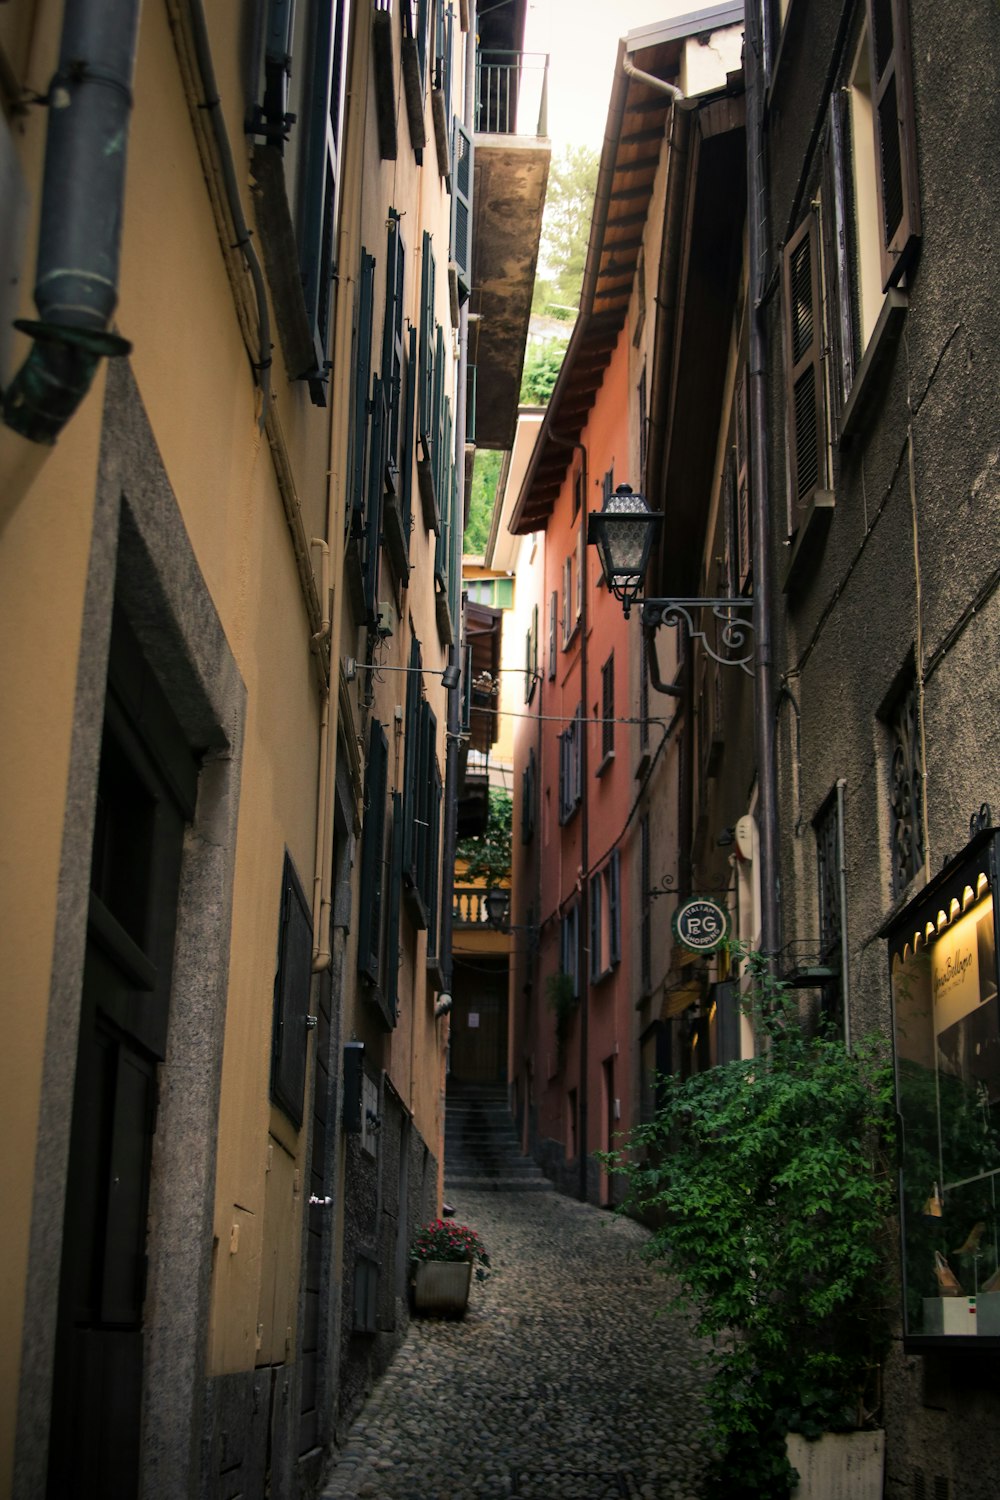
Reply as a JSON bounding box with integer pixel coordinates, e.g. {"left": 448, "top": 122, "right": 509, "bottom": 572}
{"left": 298, "top": 0, "right": 349, "bottom": 399}
{"left": 426, "top": 756, "right": 442, "bottom": 960}
{"left": 401, "top": 324, "right": 418, "bottom": 542}
{"left": 271, "top": 851, "right": 313, "bottom": 1126}
{"left": 589, "top": 875, "right": 602, "bottom": 982}
{"left": 353, "top": 251, "right": 376, "bottom": 524}
{"left": 866, "top": 0, "right": 921, "bottom": 289}
{"left": 386, "top": 792, "right": 404, "bottom": 1022}
{"left": 382, "top": 210, "right": 406, "bottom": 491}
{"left": 364, "top": 375, "right": 387, "bottom": 621}
{"left": 820, "top": 92, "right": 856, "bottom": 429}
{"left": 450, "top": 118, "right": 473, "bottom": 303}
{"left": 402, "top": 635, "right": 422, "bottom": 885}
{"left": 419, "top": 234, "right": 436, "bottom": 457}
{"left": 357, "top": 720, "right": 388, "bottom": 983}
{"left": 782, "top": 213, "right": 824, "bottom": 516}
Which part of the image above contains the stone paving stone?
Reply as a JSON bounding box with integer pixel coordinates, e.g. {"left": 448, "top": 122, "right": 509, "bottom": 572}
{"left": 319, "top": 1187, "right": 710, "bottom": 1500}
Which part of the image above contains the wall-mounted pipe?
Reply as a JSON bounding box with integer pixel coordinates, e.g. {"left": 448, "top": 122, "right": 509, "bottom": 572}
{"left": 2, "top": 0, "right": 140, "bottom": 444}
{"left": 621, "top": 55, "right": 684, "bottom": 102}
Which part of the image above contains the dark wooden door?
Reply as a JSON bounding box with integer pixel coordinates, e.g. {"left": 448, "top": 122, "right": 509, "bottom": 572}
{"left": 450, "top": 960, "right": 508, "bottom": 1082}
{"left": 47, "top": 611, "right": 198, "bottom": 1499}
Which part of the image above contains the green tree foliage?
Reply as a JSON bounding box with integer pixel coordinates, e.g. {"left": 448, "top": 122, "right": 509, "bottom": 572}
{"left": 519, "top": 339, "right": 568, "bottom": 404}
{"left": 463, "top": 449, "right": 503, "bottom": 557}
{"left": 602, "top": 951, "right": 895, "bottom": 1497}
{"left": 454, "top": 788, "right": 512, "bottom": 888}
{"left": 532, "top": 145, "right": 599, "bottom": 317}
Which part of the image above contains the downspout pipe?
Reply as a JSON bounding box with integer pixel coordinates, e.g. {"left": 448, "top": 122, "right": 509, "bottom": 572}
{"left": 440, "top": 0, "right": 477, "bottom": 1007}
{"left": 2, "top": 0, "right": 139, "bottom": 444}
{"left": 621, "top": 55, "right": 684, "bottom": 103}
{"left": 744, "top": 2, "right": 780, "bottom": 963}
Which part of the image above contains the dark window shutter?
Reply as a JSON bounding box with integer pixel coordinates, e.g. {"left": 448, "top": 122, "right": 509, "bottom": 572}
{"left": 419, "top": 235, "right": 436, "bottom": 461}
{"left": 521, "top": 747, "right": 536, "bottom": 844}
{"left": 357, "top": 720, "right": 389, "bottom": 984}
{"left": 609, "top": 850, "right": 621, "bottom": 967}
{"left": 385, "top": 792, "right": 404, "bottom": 1022}
{"left": 364, "top": 375, "right": 387, "bottom": 621}
{"left": 866, "top": 0, "right": 921, "bottom": 289}
{"left": 402, "top": 635, "right": 423, "bottom": 886}
{"left": 450, "top": 118, "right": 473, "bottom": 302}
{"left": 382, "top": 211, "right": 406, "bottom": 489}
{"left": 734, "top": 368, "right": 752, "bottom": 591}
{"left": 425, "top": 754, "right": 443, "bottom": 959}
{"left": 782, "top": 213, "right": 824, "bottom": 516}
{"left": 548, "top": 591, "right": 557, "bottom": 679}
{"left": 353, "top": 251, "right": 376, "bottom": 522}
{"left": 589, "top": 876, "right": 602, "bottom": 982}
{"left": 820, "top": 92, "right": 856, "bottom": 427}
{"left": 271, "top": 851, "right": 314, "bottom": 1126}
{"left": 298, "top": 0, "right": 349, "bottom": 399}
{"left": 400, "top": 324, "right": 418, "bottom": 542}
{"left": 601, "top": 653, "right": 614, "bottom": 760}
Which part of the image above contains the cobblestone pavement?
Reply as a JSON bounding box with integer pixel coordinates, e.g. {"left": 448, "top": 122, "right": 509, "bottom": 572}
{"left": 319, "top": 1187, "right": 710, "bottom": 1500}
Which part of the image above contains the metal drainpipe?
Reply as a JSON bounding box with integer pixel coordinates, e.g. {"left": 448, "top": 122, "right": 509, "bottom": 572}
{"left": 836, "top": 778, "right": 851, "bottom": 1048}
{"left": 744, "top": 2, "right": 781, "bottom": 964}
{"left": 439, "top": 0, "right": 477, "bottom": 1010}
{"left": 549, "top": 431, "right": 590, "bottom": 1203}
{"left": 2, "top": 0, "right": 140, "bottom": 444}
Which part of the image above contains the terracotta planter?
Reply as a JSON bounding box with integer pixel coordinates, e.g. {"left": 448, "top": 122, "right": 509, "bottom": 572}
{"left": 786, "top": 1429, "right": 885, "bottom": 1499}
{"left": 412, "top": 1259, "right": 473, "bottom": 1317}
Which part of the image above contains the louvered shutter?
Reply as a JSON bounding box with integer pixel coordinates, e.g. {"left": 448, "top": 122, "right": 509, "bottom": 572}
{"left": 548, "top": 591, "right": 557, "bottom": 679}
{"left": 590, "top": 876, "right": 602, "bottom": 982}
{"left": 734, "top": 370, "right": 752, "bottom": 591}
{"left": 364, "top": 375, "right": 387, "bottom": 620}
{"left": 820, "top": 93, "right": 856, "bottom": 428}
{"left": 402, "top": 636, "right": 422, "bottom": 885}
{"left": 271, "top": 851, "right": 314, "bottom": 1126}
{"left": 425, "top": 756, "right": 442, "bottom": 959}
{"left": 385, "top": 793, "right": 404, "bottom": 1022}
{"left": 609, "top": 850, "right": 621, "bottom": 967}
{"left": 866, "top": 0, "right": 921, "bottom": 289}
{"left": 382, "top": 211, "right": 405, "bottom": 490}
{"left": 782, "top": 214, "right": 824, "bottom": 516}
{"left": 450, "top": 118, "right": 473, "bottom": 302}
{"left": 357, "top": 720, "right": 388, "bottom": 983}
{"left": 353, "top": 251, "right": 376, "bottom": 524}
{"left": 419, "top": 234, "right": 436, "bottom": 459}
{"left": 298, "top": 0, "right": 348, "bottom": 397}
{"left": 400, "top": 325, "right": 417, "bottom": 541}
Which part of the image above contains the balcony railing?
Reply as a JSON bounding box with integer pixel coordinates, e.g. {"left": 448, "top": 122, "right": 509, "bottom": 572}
{"left": 476, "top": 50, "right": 549, "bottom": 137}
{"left": 452, "top": 883, "right": 505, "bottom": 927}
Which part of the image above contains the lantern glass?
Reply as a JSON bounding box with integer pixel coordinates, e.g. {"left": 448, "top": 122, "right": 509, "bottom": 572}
{"left": 485, "top": 887, "right": 509, "bottom": 928}
{"left": 587, "top": 485, "right": 661, "bottom": 612}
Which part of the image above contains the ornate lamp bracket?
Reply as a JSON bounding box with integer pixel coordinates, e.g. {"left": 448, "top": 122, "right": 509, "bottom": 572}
{"left": 641, "top": 597, "right": 756, "bottom": 676}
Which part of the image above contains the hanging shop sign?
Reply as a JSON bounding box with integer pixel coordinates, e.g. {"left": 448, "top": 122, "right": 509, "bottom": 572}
{"left": 672, "top": 897, "right": 730, "bottom": 954}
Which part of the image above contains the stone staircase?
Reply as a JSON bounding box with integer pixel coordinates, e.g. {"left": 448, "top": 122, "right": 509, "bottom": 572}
{"left": 444, "top": 1080, "right": 552, "bottom": 1193}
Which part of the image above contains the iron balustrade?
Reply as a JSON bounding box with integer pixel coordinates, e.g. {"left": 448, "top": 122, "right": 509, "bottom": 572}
{"left": 476, "top": 50, "right": 549, "bottom": 137}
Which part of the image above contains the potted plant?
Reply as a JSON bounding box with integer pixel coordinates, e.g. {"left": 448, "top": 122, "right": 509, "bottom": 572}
{"left": 602, "top": 950, "right": 895, "bottom": 1498}
{"left": 410, "top": 1219, "right": 491, "bottom": 1318}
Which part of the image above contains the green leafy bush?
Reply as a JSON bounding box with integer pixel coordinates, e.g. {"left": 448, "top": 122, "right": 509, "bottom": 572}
{"left": 601, "top": 951, "right": 895, "bottom": 1496}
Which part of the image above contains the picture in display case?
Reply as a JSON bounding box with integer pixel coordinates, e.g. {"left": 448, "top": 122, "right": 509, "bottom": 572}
{"left": 890, "top": 849, "right": 1000, "bottom": 1343}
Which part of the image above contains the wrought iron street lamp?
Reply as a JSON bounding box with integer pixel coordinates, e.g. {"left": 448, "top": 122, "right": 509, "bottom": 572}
{"left": 484, "top": 887, "right": 511, "bottom": 929}
{"left": 587, "top": 483, "right": 756, "bottom": 675}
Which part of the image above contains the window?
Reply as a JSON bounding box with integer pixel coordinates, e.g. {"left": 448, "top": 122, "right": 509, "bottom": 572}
{"left": 560, "top": 903, "right": 580, "bottom": 998}
{"left": 589, "top": 851, "right": 621, "bottom": 981}
{"left": 524, "top": 605, "right": 539, "bottom": 703}
{"left": 547, "top": 590, "right": 558, "bottom": 679}
{"left": 270, "top": 852, "right": 314, "bottom": 1125}
{"left": 251, "top": 0, "right": 350, "bottom": 403}
{"left": 814, "top": 786, "right": 845, "bottom": 1031}
{"left": 521, "top": 747, "right": 537, "bottom": 843}
{"left": 885, "top": 670, "right": 925, "bottom": 900}
{"left": 357, "top": 719, "right": 391, "bottom": 1010}
{"left": 782, "top": 1, "right": 919, "bottom": 502}
{"left": 561, "top": 555, "right": 573, "bottom": 647}
{"left": 402, "top": 639, "right": 443, "bottom": 936}
{"left": 465, "top": 577, "right": 514, "bottom": 609}
{"left": 576, "top": 523, "right": 584, "bottom": 625}
{"left": 600, "top": 652, "right": 614, "bottom": 765}
{"left": 640, "top": 815, "right": 652, "bottom": 994}
{"left": 887, "top": 830, "right": 1000, "bottom": 1346}
{"left": 558, "top": 705, "right": 583, "bottom": 824}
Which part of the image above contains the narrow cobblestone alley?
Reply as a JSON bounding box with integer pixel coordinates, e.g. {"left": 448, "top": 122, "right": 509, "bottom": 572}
{"left": 319, "top": 1185, "right": 710, "bottom": 1500}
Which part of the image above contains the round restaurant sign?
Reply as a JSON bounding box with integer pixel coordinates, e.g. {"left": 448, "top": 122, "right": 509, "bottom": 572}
{"left": 672, "top": 897, "right": 730, "bottom": 954}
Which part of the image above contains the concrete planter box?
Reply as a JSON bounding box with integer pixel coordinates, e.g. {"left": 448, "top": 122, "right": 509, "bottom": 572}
{"left": 412, "top": 1259, "right": 473, "bottom": 1318}
{"left": 786, "top": 1430, "right": 885, "bottom": 1499}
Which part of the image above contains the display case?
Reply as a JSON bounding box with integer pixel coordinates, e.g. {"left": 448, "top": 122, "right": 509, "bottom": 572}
{"left": 887, "top": 826, "right": 1000, "bottom": 1347}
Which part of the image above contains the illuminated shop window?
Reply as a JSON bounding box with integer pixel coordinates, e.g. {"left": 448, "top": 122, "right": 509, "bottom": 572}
{"left": 888, "top": 828, "right": 1000, "bottom": 1346}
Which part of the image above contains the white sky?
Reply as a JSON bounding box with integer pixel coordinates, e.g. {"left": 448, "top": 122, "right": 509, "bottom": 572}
{"left": 521, "top": 0, "right": 704, "bottom": 151}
